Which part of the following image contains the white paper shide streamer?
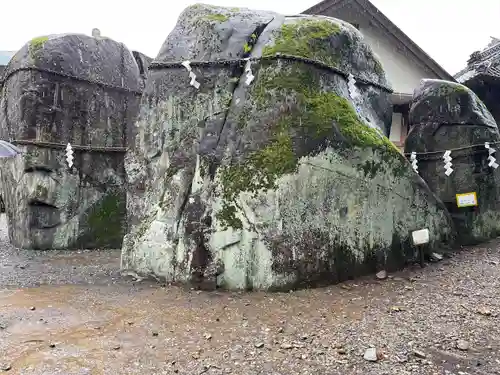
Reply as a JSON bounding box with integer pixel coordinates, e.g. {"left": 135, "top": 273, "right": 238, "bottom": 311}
{"left": 181, "top": 60, "right": 200, "bottom": 89}
{"left": 485, "top": 142, "right": 499, "bottom": 169}
{"left": 443, "top": 150, "right": 453, "bottom": 176}
{"left": 410, "top": 151, "right": 418, "bottom": 173}
{"left": 66, "top": 143, "right": 74, "bottom": 168}
{"left": 347, "top": 73, "right": 360, "bottom": 99}
{"left": 244, "top": 58, "right": 254, "bottom": 85}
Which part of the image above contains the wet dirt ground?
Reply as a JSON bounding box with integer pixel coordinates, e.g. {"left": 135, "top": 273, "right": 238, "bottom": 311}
{"left": 1, "top": 215, "right": 500, "bottom": 375}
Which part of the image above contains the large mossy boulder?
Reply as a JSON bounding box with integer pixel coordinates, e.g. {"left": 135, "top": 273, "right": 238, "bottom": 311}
{"left": 0, "top": 33, "right": 143, "bottom": 249}
{"left": 121, "top": 4, "right": 455, "bottom": 290}
{"left": 405, "top": 79, "right": 500, "bottom": 245}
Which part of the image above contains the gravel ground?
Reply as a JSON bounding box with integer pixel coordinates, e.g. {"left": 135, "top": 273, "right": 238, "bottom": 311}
{"left": 0, "top": 214, "right": 500, "bottom": 375}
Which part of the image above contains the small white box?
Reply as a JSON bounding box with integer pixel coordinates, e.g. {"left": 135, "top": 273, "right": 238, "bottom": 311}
{"left": 412, "top": 228, "right": 429, "bottom": 246}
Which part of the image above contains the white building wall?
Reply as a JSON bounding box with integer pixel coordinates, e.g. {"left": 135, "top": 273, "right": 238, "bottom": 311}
{"left": 321, "top": 5, "right": 440, "bottom": 95}
{"left": 389, "top": 113, "right": 402, "bottom": 142}
{"left": 359, "top": 25, "right": 440, "bottom": 94}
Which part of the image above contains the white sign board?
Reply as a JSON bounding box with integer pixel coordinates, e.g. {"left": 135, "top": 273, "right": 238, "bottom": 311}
{"left": 456, "top": 192, "right": 477, "bottom": 208}
{"left": 412, "top": 228, "right": 429, "bottom": 246}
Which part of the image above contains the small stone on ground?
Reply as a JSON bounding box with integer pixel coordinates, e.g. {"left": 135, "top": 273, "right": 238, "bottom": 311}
{"left": 457, "top": 339, "right": 470, "bottom": 351}
{"left": 364, "top": 347, "right": 378, "bottom": 361}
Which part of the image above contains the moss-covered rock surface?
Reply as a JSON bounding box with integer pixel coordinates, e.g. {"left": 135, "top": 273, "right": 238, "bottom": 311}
{"left": 121, "top": 4, "right": 455, "bottom": 290}
{"left": 405, "top": 79, "right": 500, "bottom": 245}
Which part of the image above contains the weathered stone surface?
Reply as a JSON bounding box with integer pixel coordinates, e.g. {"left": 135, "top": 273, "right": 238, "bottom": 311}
{"left": 405, "top": 79, "right": 500, "bottom": 245}
{"left": 455, "top": 38, "right": 500, "bottom": 126}
{"left": 132, "top": 51, "right": 152, "bottom": 89}
{"left": 121, "top": 4, "right": 455, "bottom": 290}
{"left": 0, "top": 33, "right": 143, "bottom": 249}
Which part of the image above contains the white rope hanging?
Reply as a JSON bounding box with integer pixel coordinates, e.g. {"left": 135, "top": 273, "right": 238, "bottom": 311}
{"left": 65, "top": 143, "right": 74, "bottom": 168}
{"left": 244, "top": 58, "right": 254, "bottom": 85}
{"left": 443, "top": 150, "right": 453, "bottom": 176}
{"left": 410, "top": 151, "right": 418, "bottom": 173}
{"left": 484, "top": 142, "right": 499, "bottom": 168}
{"left": 347, "top": 73, "right": 360, "bottom": 99}
{"left": 408, "top": 145, "right": 500, "bottom": 175}
{"left": 181, "top": 60, "right": 200, "bottom": 89}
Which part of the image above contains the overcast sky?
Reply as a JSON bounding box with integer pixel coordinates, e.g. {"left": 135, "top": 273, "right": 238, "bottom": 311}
{"left": 0, "top": 0, "right": 498, "bottom": 75}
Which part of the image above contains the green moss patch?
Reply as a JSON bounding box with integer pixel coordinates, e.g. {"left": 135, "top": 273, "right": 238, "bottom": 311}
{"left": 263, "top": 19, "right": 342, "bottom": 67}
{"left": 430, "top": 83, "right": 470, "bottom": 98}
{"left": 453, "top": 84, "right": 469, "bottom": 93}
{"left": 29, "top": 36, "right": 48, "bottom": 58}
{"left": 82, "top": 191, "right": 126, "bottom": 248}
{"left": 323, "top": 95, "right": 396, "bottom": 152}
{"left": 217, "top": 62, "right": 399, "bottom": 229}
{"left": 373, "top": 59, "right": 384, "bottom": 75}
{"left": 217, "top": 132, "right": 296, "bottom": 229}
{"left": 252, "top": 63, "right": 399, "bottom": 155}
{"left": 243, "top": 33, "right": 257, "bottom": 55}
{"left": 204, "top": 13, "right": 229, "bottom": 22}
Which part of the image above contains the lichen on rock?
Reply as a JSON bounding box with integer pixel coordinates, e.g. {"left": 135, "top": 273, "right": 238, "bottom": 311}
{"left": 121, "top": 4, "right": 455, "bottom": 290}
{"left": 262, "top": 19, "right": 342, "bottom": 64}
{"left": 28, "top": 36, "right": 49, "bottom": 58}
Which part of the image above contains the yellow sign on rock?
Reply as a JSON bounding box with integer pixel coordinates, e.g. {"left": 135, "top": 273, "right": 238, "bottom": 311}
{"left": 456, "top": 192, "right": 478, "bottom": 207}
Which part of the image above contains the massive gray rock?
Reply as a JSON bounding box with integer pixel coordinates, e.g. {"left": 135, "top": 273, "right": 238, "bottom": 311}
{"left": 121, "top": 4, "right": 455, "bottom": 290}
{"left": 405, "top": 79, "right": 500, "bottom": 245}
{"left": 132, "top": 51, "right": 153, "bottom": 89}
{"left": 0, "top": 33, "right": 143, "bottom": 249}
